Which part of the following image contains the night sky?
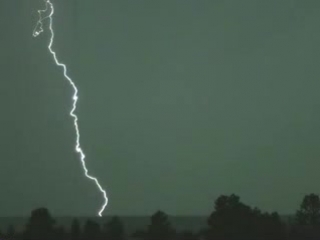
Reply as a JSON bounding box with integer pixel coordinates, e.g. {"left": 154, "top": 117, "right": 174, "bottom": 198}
{"left": 1, "top": 0, "right": 320, "bottom": 217}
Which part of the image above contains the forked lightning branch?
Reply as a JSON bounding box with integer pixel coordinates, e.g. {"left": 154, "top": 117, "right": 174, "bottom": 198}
{"left": 33, "top": 0, "right": 108, "bottom": 217}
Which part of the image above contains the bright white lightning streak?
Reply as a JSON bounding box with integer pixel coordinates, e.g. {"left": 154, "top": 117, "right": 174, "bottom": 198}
{"left": 33, "top": 0, "right": 108, "bottom": 217}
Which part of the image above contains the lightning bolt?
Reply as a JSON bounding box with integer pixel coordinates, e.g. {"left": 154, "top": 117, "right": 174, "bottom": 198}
{"left": 33, "top": 0, "right": 108, "bottom": 217}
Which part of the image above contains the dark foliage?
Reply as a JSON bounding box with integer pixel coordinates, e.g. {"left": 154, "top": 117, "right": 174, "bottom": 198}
{"left": 295, "top": 193, "right": 320, "bottom": 226}
{"left": 1, "top": 194, "right": 320, "bottom": 240}
{"left": 204, "top": 194, "right": 286, "bottom": 240}
{"left": 23, "top": 207, "right": 56, "bottom": 240}
{"left": 290, "top": 193, "right": 320, "bottom": 240}
{"left": 82, "top": 219, "right": 101, "bottom": 240}
{"left": 132, "top": 210, "right": 176, "bottom": 240}
{"left": 102, "top": 216, "right": 125, "bottom": 240}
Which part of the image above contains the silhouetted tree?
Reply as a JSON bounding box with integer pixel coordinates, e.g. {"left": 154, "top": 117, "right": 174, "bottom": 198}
{"left": 258, "top": 212, "right": 286, "bottom": 240}
{"left": 71, "top": 218, "right": 81, "bottom": 240}
{"left": 23, "top": 208, "right": 56, "bottom": 240}
{"left": 206, "top": 194, "right": 255, "bottom": 240}
{"left": 102, "top": 216, "right": 125, "bottom": 240}
{"left": 83, "top": 219, "right": 101, "bottom": 240}
{"left": 147, "top": 211, "right": 175, "bottom": 240}
{"left": 206, "top": 194, "right": 285, "bottom": 240}
{"left": 296, "top": 193, "right": 320, "bottom": 225}
{"left": 292, "top": 193, "right": 320, "bottom": 240}
{"left": 132, "top": 211, "right": 175, "bottom": 240}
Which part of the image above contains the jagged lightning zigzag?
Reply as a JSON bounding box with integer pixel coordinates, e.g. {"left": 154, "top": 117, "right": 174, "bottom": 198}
{"left": 33, "top": 0, "right": 108, "bottom": 217}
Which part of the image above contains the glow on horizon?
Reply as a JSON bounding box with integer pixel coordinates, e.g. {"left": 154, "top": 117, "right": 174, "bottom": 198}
{"left": 33, "top": 0, "right": 108, "bottom": 217}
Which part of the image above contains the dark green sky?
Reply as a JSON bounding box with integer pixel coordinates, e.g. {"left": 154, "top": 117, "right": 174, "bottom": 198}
{"left": 0, "top": 0, "right": 320, "bottom": 216}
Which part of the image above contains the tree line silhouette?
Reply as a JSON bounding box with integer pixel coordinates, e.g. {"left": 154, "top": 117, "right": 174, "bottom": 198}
{"left": 1, "top": 193, "right": 320, "bottom": 240}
